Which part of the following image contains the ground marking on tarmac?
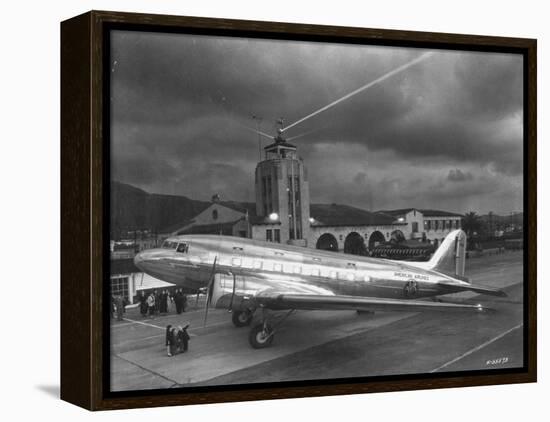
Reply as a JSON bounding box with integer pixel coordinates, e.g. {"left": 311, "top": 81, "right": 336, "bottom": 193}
{"left": 430, "top": 323, "right": 523, "bottom": 373}
{"left": 119, "top": 317, "right": 230, "bottom": 337}
{"left": 122, "top": 317, "right": 166, "bottom": 330}
{"left": 114, "top": 353, "right": 180, "bottom": 386}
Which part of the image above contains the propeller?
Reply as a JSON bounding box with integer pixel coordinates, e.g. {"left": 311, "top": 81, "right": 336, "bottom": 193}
{"left": 203, "top": 255, "right": 218, "bottom": 327}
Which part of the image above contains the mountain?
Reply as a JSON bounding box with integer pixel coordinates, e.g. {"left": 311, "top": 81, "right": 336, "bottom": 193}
{"left": 479, "top": 212, "right": 524, "bottom": 227}
{"left": 110, "top": 182, "right": 390, "bottom": 238}
{"left": 110, "top": 182, "right": 211, "bottom": 237}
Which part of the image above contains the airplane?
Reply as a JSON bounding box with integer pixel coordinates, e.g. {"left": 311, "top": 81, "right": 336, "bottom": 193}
{"left": 134, "top": 229, "right": 506, "bottom": 349}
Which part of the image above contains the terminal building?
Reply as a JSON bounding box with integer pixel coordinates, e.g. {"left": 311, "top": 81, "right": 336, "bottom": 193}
{"left": 168, "top": 135, "right": 462, "bottom": 253}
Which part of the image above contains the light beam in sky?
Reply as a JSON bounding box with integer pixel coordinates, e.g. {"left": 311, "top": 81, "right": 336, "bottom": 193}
{"left": 282, "top": 52, "right": 434, "bottom": 133}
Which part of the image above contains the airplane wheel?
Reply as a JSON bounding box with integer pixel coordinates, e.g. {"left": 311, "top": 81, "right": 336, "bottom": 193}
{"left": 232, "top": 310, "right": 253, "bottom": 327}
{"left": 249, "top": 323, "right": 274, "bottom": 349}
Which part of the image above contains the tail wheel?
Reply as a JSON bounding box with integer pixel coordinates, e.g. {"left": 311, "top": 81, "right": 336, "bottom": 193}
{"left": 248, "top": 323, "right": 274, "bottom": 348}
{"left": 232, "top": 310, "right": 253, "bottom": 327}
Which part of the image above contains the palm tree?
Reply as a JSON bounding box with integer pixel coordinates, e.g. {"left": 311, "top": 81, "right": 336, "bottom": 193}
{"left": 462, "top": 211, "right": 482, "bottom": 237}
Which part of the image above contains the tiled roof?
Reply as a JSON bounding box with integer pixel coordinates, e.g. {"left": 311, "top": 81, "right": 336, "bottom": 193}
{"left": 310, "top": 204, "right": 397, "bottom": 227}
{"left": 378, "top": 208, "right": 463, "bottom": 218}
{"left": 377, "top": 208, "right": 416, "bottom": 217}
{"left": 419, "top": 209, "right": 463, "bottom": 217}
{"left": 218, "top": 201, "right": 257, "bottom": 215}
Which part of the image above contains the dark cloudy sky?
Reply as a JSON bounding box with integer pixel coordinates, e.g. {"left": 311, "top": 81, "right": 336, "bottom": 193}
{"left": 110, "top": 30, "right": 524, "bottom": 214}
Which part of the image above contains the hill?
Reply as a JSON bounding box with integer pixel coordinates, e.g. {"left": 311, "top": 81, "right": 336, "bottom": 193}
{"left": 110, "top": 182, "right": 211, "bottom": 237}
{"left": 479, "top": 212, "right": 524, "bottom": 227}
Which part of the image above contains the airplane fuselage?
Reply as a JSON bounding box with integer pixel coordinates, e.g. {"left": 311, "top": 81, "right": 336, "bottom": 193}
{"left": 134, "top": 234, "right": 469, "bottom": 305}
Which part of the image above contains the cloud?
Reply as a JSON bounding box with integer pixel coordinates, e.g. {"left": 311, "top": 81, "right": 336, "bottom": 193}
{"left": 447, "top": 168, "right": 474, "bottom": 182}
{"left": 110, "top": 31, "right": 524, "bottom": 214}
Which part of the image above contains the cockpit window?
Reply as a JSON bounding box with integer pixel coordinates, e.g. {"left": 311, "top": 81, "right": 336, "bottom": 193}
{"left": 162, "top": 240, "right": 178, "bottom": 249}
{"left": 176, "top": 243, "right": 189, "bottom": 253}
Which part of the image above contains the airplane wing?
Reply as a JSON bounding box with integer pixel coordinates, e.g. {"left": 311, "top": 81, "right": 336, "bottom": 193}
{"left": 254, "top": 290, "right": 487, "bottom": 313}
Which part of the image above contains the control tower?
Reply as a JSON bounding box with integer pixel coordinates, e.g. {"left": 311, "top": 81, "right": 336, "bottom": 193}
{"left": 254, "top": 131, "right": 310, "bottom": 246}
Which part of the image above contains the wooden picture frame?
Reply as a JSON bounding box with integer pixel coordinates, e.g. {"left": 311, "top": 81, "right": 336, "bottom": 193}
{"left": 61, "top": 10, "right": 536, "bottom": 410}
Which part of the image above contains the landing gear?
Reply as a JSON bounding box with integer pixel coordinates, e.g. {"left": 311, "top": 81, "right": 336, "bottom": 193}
{"left": 248, "top": 322, "right": 274, "bottom": 349}
{"left": 231, "top": 310, "right": 253, "bottom": 327}
{"left": 247, "top": 308, "right": 295, "bottom": 349}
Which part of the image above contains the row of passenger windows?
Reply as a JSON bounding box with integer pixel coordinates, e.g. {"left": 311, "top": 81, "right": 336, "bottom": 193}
{"left": 228, "top": 256, "right": 370, "bottom": 282}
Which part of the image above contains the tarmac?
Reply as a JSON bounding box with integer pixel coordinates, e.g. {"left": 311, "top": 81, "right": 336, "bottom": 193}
{"left": 110, "top": 250, "right": 525, "bottom": 391}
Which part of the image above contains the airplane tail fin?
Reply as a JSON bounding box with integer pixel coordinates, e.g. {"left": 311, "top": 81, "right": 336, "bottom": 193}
{"left": 427, "top": 229, "right": 467, "bottom": 279}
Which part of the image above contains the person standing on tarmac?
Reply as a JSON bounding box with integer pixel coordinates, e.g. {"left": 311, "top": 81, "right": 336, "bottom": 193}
{"left": 115, "top": 294, "right": 125, "bottom": 321}
{"left": 139, "top": 291, "right": 147, "bottom": 317}
{"left": 165, "top": 325, "right": 177, "bottom": 357}
{"left": 174, "top": 289, "right": 183, "bottom": 314}
{"left": 181, "top": 292, "right": 187, "bottom": 312}
{"left": 159, "top": 290, "right": 168, "bottom": 314}
{"left": 177, "top": 325, "right": 190, "bottom": 352}
{"left": 153, "top": 290, "right": 160, "bottom": 314}
{"left": 147, "top": 292, "right": 155, "bottom": 317}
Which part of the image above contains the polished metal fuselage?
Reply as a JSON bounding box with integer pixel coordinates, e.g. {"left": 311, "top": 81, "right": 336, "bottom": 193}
{"left": 134, "top": 235, "right": 469, "bottom": 306}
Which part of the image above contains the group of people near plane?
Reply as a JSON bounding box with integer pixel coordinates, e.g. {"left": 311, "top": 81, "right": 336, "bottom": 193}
{"left": 111, "top": 289, "right": 193, "bottom": 355}
{"left": 165, "top": 324, "right": 191, "bottom": 357}
{"left": 137, "top": 288, "right": 188, "bottom": 317}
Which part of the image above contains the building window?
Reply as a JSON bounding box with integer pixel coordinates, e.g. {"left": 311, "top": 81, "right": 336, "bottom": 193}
{"left": 238, "top": 230, "right": 246, "bottom": 237}
{"left": 287, "top": 174, "right": 302, "bottom": 240}
{"left": 412, "top": 222, "right": 419, "bottom": 233}
{"left": 274, "top": 229, "right": 280, "bottom": 243}
{"left": 212, "top": 209, "right": 218, "bottom": 220}
{"left": 111, "top": 276, "right": 129, "bottom": 299}
{"left": 266, "top": 229, "right": 273, "bottom": 242}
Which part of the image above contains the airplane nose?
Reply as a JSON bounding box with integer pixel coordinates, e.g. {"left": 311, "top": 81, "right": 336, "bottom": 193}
{"left": 134, "top": 250, "right": 151, "bottom": 271}
{"left": 134, "top": 251, "right": 144, "bottom": 269}
{"left": 134, "top": 249, "right": 165, "bottom": 272}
